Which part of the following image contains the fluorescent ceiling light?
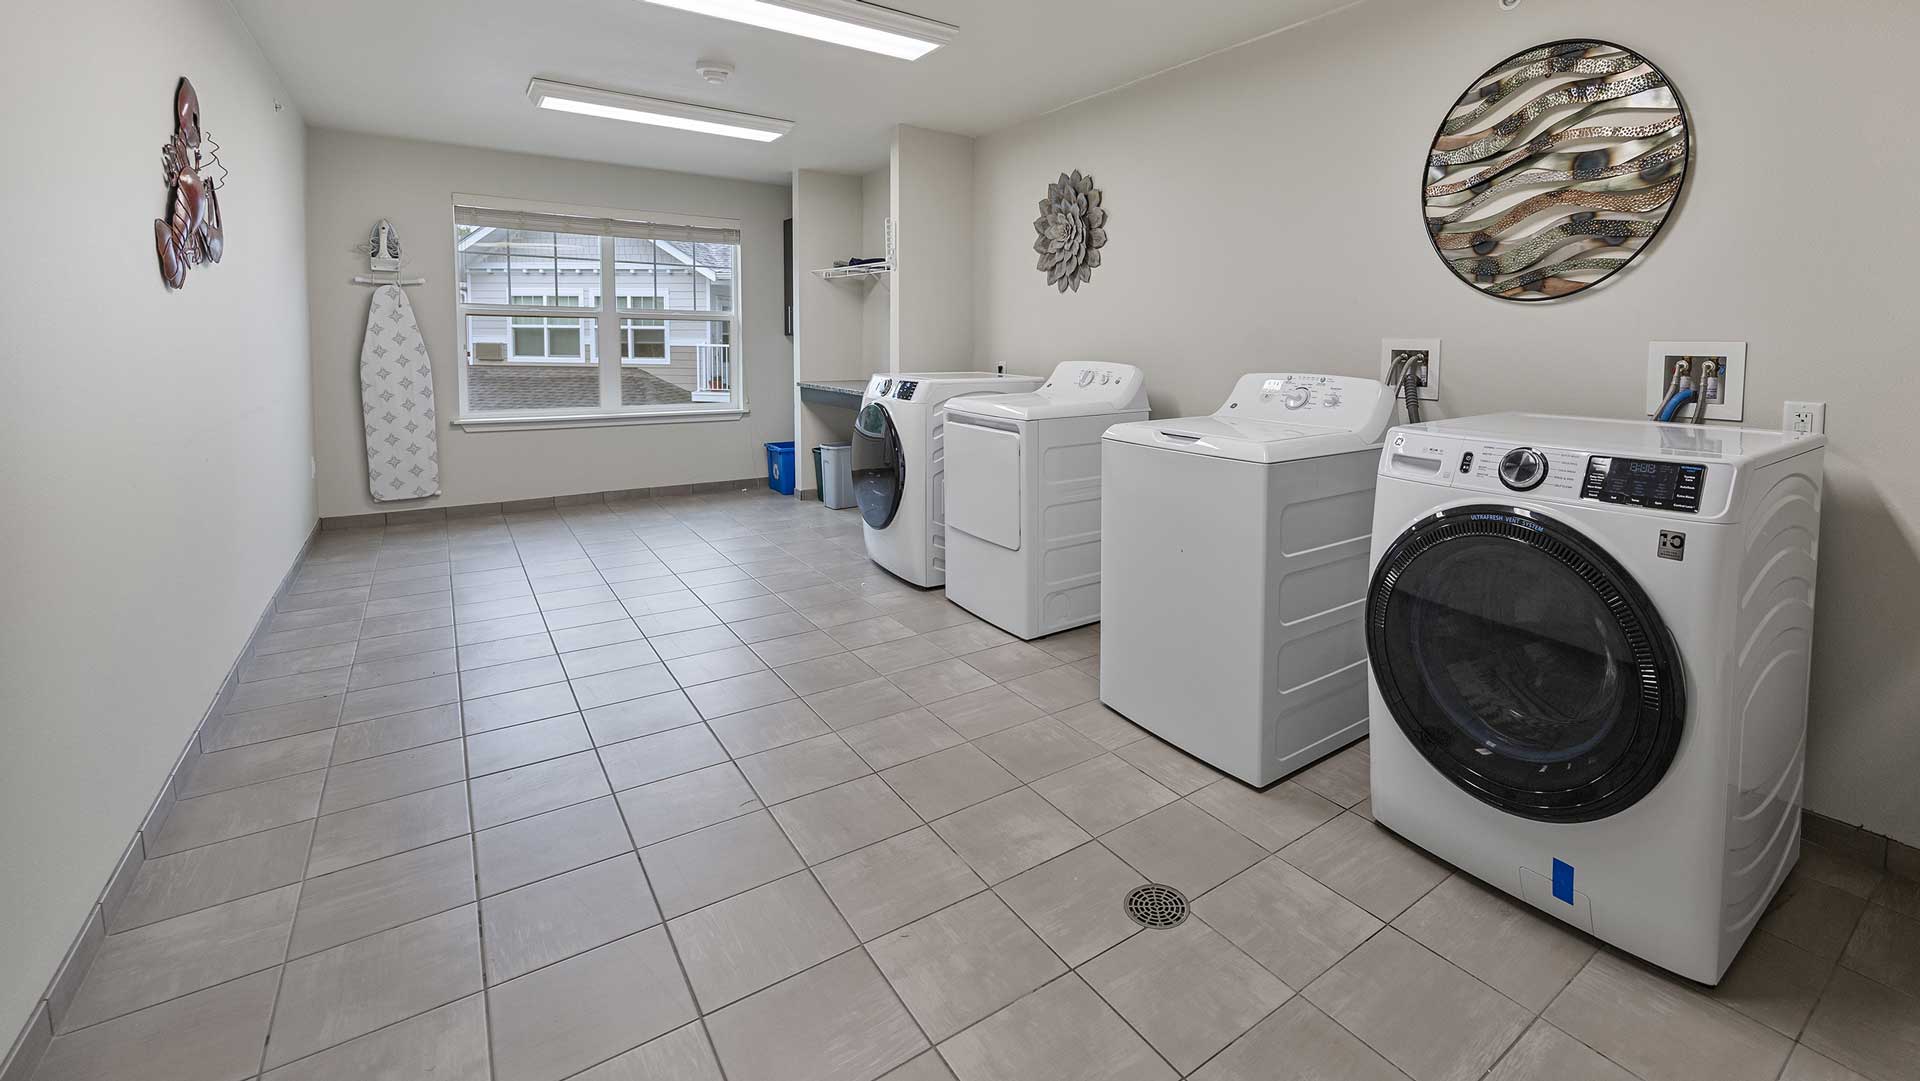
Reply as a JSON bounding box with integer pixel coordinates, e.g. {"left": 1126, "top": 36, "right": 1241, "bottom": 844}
{"left": 641, "top": 0, "right": 956, "bottom": 61}
{"left": 527, "top": 79, "right": 794, "bottom": 142}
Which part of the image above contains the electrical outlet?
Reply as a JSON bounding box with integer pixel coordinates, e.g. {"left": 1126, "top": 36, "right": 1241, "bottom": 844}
{"left": 1646, "top": 341, "right": 1746, "bottom": 421}
{"left": 1381, "top": 338, "right": 1441, "bottom": 401}
{"left": 1783, "top": 401, "right": 1826, "bottom": 435}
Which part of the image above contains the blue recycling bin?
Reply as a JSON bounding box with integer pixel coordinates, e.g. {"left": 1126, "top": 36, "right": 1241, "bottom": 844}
{"left": 765, "top": 441, "right": 797, "bottom": 495}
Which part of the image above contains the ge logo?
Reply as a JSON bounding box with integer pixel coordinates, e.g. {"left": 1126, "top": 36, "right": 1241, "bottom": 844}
{"left": 1658, "top": 530, "right": 1686, "bottom": 561}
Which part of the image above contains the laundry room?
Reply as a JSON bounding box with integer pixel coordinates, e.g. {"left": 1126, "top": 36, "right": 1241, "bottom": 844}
{"left": 4, "top": 1, "right": 1919, "bottom": 1081}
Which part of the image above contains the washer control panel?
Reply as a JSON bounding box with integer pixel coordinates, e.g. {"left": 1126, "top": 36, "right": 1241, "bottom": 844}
{"left": 1221, "top": 374, "right": 1388, "bottom": 430}
{"left": 1581, "top": 456, "right": 1705, "bottom": 513}
{"left": 1498, "top": 447, "right": 1549, "bottom": 491}
{"left": 1257, "top": 374, "right": 1357, "bottom": 413}
{"left": 1381, "top": 433, "right": 1731, "bottom": 517}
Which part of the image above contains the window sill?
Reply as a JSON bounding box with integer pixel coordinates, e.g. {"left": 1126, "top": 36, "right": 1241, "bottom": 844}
{"left": 454, "top": 406, "right": 750, "bottom": 432}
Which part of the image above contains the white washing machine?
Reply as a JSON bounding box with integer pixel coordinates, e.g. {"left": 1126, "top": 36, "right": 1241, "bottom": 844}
{"left": 1101, "top": 373, "right": 1396, "bottom": 786}
{"left": 1366, "top": 414, "right": 1825, "bottom": 984}
{"left": 853, "top": 372, "right": 1045, "bottom": 588}
{"left": 943, "top": 362, "right": 1149, "bottom": 639}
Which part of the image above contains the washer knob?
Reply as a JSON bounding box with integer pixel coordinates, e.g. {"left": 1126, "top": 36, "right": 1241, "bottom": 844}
{"left": 1284, "top": 385, "right": 1313, "bottom": 409}
{"left": 1499, "top": 447, "right": 1548, "bottom": 491}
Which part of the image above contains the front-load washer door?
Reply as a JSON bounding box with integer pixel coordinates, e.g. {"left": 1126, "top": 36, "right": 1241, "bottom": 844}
{"left": 854, "top": 401, "right": 906, "bottom": 530}
{"left": 1366, "top": 505, "right": 1685, "bottom": 823}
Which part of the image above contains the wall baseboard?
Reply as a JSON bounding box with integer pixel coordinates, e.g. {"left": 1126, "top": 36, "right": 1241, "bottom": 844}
{"left": 1804, "top": 808, "right": 1920, "bottom": 876}
{"left": 322, "top": 476, "right": 771, "bottom": 529}
{"left": 0, "top": 521, "right": 321, "bottom": 1081}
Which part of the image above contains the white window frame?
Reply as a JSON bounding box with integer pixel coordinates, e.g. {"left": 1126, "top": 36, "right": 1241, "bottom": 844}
{"left": 453, "top": 195, "right": 747, "bottom": 430}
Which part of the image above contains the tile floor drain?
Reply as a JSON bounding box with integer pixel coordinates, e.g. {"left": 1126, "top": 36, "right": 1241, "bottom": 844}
{"left": 1124, "top": 883, "right": 1189, "bottom": 928}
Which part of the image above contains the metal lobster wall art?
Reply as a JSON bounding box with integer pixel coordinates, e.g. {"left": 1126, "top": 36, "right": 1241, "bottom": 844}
{"left": 154, "top": 77, "right": 227, "bottom": 289}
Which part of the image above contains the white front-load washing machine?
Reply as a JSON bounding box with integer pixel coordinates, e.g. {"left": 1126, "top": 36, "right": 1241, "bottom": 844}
{"left": 1101, "top": 373, "right": 1397, "bottom": 786}
{"left": 853, "top": 372, "right": 1045, "bottom": 588}
{"left": 1365, "top": 413, "right": 1825, "bottom": 984}
{"left": 943, "top": 362, "right": 1149, "bottom": 639}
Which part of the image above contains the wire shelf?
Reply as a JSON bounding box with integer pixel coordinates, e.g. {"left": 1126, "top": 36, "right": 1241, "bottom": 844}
{"left": 810, "top": 261, "right": 893, "bottom": 280}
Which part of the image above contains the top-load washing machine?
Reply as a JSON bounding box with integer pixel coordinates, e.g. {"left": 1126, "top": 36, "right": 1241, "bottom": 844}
{"left": 853, "top": 372, "right": 1045, "bottom": 588}
{"left": 1101, "top": 373, "right": 1397, "bottom": 786}
{"left": 1365, "top": 414, "right": 1825, "bottom": 984}
{"left": 943, "top": 362, "right": 1149, "bottom": 639}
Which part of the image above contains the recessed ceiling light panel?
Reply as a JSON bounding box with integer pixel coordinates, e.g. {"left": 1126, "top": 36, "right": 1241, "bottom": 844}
{"left": 642, "top": 0, "right": 957, "bottom": 61}
{"left": 526, "top": 78, "right": 794, "bottom": 142}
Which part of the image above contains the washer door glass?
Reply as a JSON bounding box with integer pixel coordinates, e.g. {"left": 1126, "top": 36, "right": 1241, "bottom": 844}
{"left": 1367, "top": 507, "right": 1685, "bottom": 822}
{"left": 852, "top": 401, "right": 905, "bottom": 530}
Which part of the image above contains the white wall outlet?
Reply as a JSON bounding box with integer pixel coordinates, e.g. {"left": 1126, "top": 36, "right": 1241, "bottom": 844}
{"left": 1646, "top": 341, "right": 1746, "bottom": 421}
{"left": 1784, "top": 401, "right": 1826, "bottom": 435}
{"left": 1381, "top": 338, "right": 1440, "bottom": 401}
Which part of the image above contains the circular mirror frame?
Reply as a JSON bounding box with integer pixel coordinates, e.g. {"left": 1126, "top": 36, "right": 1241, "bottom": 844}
{"left": 1422, "top": 39, "right": 1691, "bottom": 302}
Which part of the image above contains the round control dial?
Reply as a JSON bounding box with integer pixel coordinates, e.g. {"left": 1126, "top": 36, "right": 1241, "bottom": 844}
{"left": 1283, "top": 385, "right": 1313, "bottom": 409}
{"left": 1498, "top": 447, "right": 1549, "bottom": 491}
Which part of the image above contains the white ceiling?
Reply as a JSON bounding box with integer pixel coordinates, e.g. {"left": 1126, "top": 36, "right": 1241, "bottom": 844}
{"left": 232, "top": 0, "right": 1355, "bottom": 184}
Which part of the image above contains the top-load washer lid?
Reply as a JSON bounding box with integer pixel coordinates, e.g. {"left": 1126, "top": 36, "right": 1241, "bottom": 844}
{"left": 946, "top": 362, "right": 1148, "bottom": 421}
{"left": 1104, "top": 372, "right": 1395, "bottom": 463}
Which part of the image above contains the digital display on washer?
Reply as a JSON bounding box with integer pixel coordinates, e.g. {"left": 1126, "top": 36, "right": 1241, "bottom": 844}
{"left": 1581, "top": 456, "right": 1704, "bottom": 513}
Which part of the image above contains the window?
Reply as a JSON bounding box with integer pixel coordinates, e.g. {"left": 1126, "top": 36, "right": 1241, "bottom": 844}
{"left": 455, "top": 202, "right": 743, "bottom": 423}
{"left": 510, "top": 295, "right": 587, "bottom": 361}
{"left": 617, "top": 296, "right": 666, "bottom": 363}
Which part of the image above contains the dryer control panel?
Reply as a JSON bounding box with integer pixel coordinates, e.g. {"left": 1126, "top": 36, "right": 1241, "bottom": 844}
{"left": 1037, "top": 361, "right": 1144, "bottom": 403}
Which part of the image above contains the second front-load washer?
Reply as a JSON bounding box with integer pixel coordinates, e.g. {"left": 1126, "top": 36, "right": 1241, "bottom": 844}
{"left": 1100, "top": 373, "right": 1397, "bottom": 786}
{"left": 853, "top": 372, "right": 1045, "bottom": 588}
{"left": 943, "top": 362, "right": 1149, "bottom": 639}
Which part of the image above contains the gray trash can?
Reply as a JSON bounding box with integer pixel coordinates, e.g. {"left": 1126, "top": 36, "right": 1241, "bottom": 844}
{"left": 818, "top": 443, "right": 855, "bottom": 509}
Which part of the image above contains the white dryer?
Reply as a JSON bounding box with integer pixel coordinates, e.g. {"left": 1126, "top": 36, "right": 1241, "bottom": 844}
{"left": 853, "top": 372, "right": 1045, "bottom": 588}
{"left": 1101, "top": 373, "right": 1396, "bottom": 786}
{"left": 943, "top": 362, "right": 1149, "bottom": 640}
{"left": 1365, "top": 414, "right": 1825, "bottom": 984}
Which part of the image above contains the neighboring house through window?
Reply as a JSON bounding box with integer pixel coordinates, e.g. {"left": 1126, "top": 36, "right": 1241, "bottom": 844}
{"left": 454, "top": 198, "right": 742, "bottom": 422}
{"left": 510, "top": 295, "right": 584, "bottom": 360}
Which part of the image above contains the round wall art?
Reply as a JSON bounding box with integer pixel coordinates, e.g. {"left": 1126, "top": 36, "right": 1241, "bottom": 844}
{"left": 1423, "top": 40, "right": 1689, "bottom": 301}
{"left": 1034, "top": 170, "right": 1106, "bottom": 293}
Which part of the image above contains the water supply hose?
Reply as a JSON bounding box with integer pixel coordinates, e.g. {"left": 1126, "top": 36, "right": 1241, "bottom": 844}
{"left": 1692, "top": 360, "right": 1718, "bottom": 424}
{"left": 1656, "top": 387, "right": 1695, "bottom": 422}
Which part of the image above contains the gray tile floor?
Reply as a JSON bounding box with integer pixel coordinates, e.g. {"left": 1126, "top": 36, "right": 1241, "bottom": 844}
{"left": 28, "top": 489, "right": 1920, "bottom": 1081}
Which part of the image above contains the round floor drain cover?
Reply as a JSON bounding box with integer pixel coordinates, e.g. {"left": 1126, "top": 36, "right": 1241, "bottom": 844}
{"left": 1124, "top": 883, "right": 1189, "bottom": 928}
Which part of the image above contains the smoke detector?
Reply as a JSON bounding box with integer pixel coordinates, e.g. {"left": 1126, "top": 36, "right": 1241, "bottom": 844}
{"left": 695, "top": 60, "right": 735, "bottom": 85}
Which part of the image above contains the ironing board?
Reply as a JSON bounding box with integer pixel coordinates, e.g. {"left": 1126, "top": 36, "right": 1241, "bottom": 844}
{"left": 360, "top": 284, "right": 441, "bottom": 501}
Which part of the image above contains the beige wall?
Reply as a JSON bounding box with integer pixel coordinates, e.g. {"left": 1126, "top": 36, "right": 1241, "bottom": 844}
{"left": 0, "top": 0, "right": 315, "bottom": 1039}
{"left": 973, "top": 0, "right": 1920, "bottom": 844}
{"left": 306, "top": 129, "right": 794, "bottom": 517}
{"left": 894, "top": 126, "right": 976, "bottom": 372}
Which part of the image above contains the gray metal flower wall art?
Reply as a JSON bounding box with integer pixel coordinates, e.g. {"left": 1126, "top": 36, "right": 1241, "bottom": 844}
{"left": 1423, "top": 40, "right": 1689, "bottom": 301}
{"left": 1033, "top": 171, "right": 1107, "bottom": 293}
